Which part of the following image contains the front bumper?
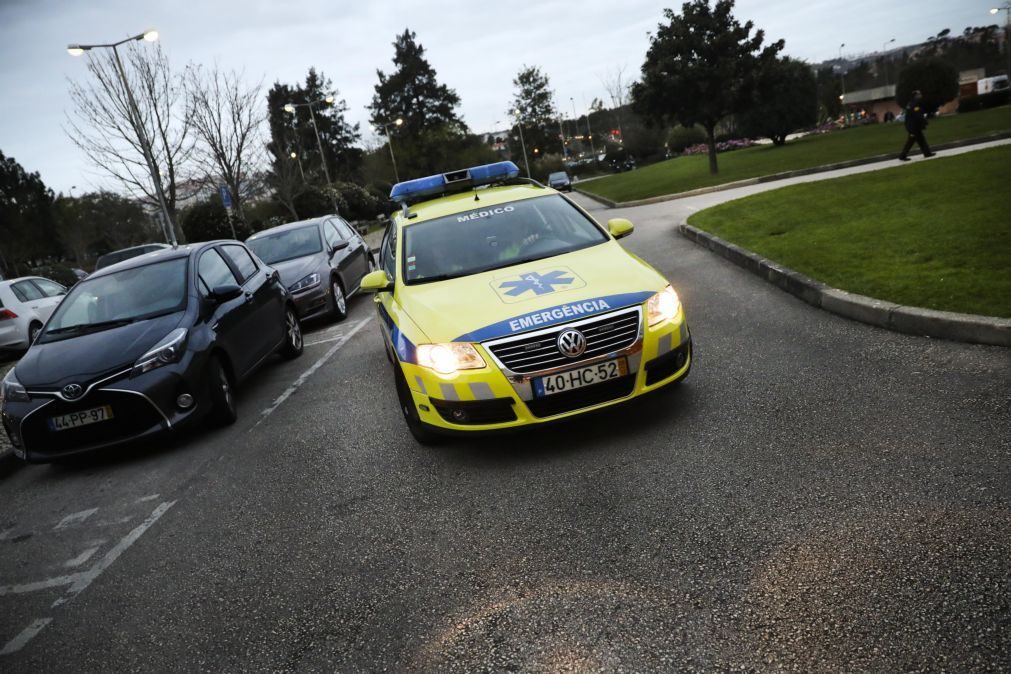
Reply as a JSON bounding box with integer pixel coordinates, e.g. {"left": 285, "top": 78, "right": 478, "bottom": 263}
{"left": 1, "top": 357, "right": 209, "bottom": 462}
{"left": 398, "top": 305, "right": 691, "bottom": 433}
{"left": 290, "top": 283, "right": 330, "bottom": 319}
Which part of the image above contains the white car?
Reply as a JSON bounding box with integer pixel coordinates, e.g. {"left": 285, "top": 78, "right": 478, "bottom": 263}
{"left": 0, "top": 277, "right": 68, "bottom": 351}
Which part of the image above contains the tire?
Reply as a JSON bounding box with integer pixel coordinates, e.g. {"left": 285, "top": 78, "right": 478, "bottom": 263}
{"left": 330, "top": 277, "right": 348, "bottom": 322}
{"left": 394, "top": 367, "right": 442, "bottom": 446}
{"left": 207, "top": 356, "right": 237, "bottom": 427}
{"left": 28, "top": 322, "right": 42, "bottom": 346}
{"left": 280, "top": 306, "right": 304, "bottom": 359}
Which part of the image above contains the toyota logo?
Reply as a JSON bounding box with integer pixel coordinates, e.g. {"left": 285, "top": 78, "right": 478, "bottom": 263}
{"left": 62, "top": 384, "right": 83, "bottom": 400}
{"left": 556, "top": 328, "right": 587, "bottom": 358}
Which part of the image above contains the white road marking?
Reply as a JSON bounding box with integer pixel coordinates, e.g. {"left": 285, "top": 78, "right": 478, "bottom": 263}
{"left": 303, "top": 334, "right": 348, "bottom": 347}
{"left": 0, "top": 618, "right": 52, "bottom": 655}
{"left": 64, "top": 501, "right": 176, "bottom": 598}
{"left": 137, "top": 494, "right": 160, "bottom": 502}
{"left": 63, "top": 545, "right": 102, "bottom": 568}
{"left": 53, "top": 508, "right": 98, "bottom": 530}
{"left": 255, "top": 317, "right": 372, "bottom": 426}
{"left": 0, "top": 574, "right": 79, "bottom": 595}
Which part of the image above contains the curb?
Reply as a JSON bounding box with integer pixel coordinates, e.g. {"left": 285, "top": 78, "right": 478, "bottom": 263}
{"left": 578, "top": 131, "right": 1011, "bottom": 209}
{"left": 678, "top": 223, "right": 1011, "bottom": 347}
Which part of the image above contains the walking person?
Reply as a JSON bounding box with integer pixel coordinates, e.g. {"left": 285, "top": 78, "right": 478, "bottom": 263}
{"left": 898, "top": 90, "right": 936, "bottom": 161}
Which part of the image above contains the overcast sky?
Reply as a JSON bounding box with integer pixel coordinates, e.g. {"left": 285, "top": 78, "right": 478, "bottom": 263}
{"left": 0, "top": 0, "right": 999, "bottom": 193}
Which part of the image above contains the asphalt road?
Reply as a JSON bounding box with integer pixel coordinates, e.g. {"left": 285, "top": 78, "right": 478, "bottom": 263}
{"left": 1, "top": 195, "right": 1009, "bottom": 672}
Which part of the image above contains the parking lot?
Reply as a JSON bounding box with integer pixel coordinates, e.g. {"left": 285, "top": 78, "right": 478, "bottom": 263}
{"left": 1, "top": 195, "right": 1009, "bottom": 670}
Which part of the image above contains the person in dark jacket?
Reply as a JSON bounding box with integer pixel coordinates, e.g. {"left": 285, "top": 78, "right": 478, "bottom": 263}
{"left": 898, "top": 90, "right": 936, "bottom": 161}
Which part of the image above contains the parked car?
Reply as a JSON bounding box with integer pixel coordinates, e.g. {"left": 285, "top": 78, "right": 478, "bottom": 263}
{"left": 0, "top": 241, "right": 303, "bottom": 463}
{"left": 95, "top": 243, "right": 172, "bottom": 271}
{"left": 0, "top": 277, "right": 68, "bottom": 351}
{"left": 246, "top": 215, "right": 375, "bottom": 322}
{"left": 547, "top": 171, "right": 573, "bottom": 192}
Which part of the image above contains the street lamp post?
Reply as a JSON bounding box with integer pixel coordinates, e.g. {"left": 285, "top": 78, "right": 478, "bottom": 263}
{"left": 882, "top": 37, "right": 896, "bottom": 86}
{"left": 992, "top": 5, "right": 1011, "bottom": 75}
{"left": 838, "top": 43, "right": 847, "bottom": 97}
{"left": 284, "top": 96, "right": 339, "bottom": 213}
{"left": 290, "top": 152, "right": 306, "bottom": 182}
{"left": 512, "top": 109, "right": 531, "bottom": 179}
{"left": 67, "top": 29, "right": 178, "bottom": 246}
{"left": 571, "top": 97, "right": 597, "bottom": 165}
{"left": 371, "top": 118, "right": 404, "bottom": 183}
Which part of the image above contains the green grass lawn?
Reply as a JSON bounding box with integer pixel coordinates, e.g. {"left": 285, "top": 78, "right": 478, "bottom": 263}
{"left": 582, "top": 106, "right": 1011, "bottom": 203}
{"left": 686, "top": 145, "right": 1011, "bottom": 318}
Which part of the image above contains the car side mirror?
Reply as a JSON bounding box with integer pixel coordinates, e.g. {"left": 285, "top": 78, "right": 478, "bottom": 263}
{"left": 211, "top": 284, "right": 243, "bottom": 302}
{"left": 360, "top": 270, "right": 393, "bottom": 293}
{"left": 607, "top": 218, "right": 634, "bottom": 240}
{"left": 329, "top": 240, "right": 350, "bottom": 255}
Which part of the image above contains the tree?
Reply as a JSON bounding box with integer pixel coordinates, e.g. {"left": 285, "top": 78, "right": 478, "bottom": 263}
{"left": 0, "top": 151, "right": 58, "bottom": 276}
{"left": 265, "top": 69, "right": 361, "bottom": 218}
{"left": 815, "top": 66, "right": 843, "bottom": 120}
{"left": 55, "top": 191, "right": 154, "bottom": 265}
{"left": 187, "top": 65, "right": 266, "bottom": 225}
{"left": 368, "top": 29, "right": 473, "bottom": 180}
{"left": 179, "top": 198, "right": 247, "bottom": 243}
{"left": 738, "top": 57, "right": 817, "bottom": 145}
{"left": 65, "top": 42, "right": 192, "bottom": 242}
{"left": 369, "top": 29, "right": 466, "bottom": 136}
{"left": 632, "top": 0, "right": 783, "bottom": 174}
{"left": 509, "top": 66, "right": 560, "bottom": 159}
{"left": 896, "top": 58, "right": 959, "bottom": 112}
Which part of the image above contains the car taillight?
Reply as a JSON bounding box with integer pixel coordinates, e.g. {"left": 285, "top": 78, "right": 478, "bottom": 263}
{"left": 0, "top": 309, "right": 17, "bottom": 320}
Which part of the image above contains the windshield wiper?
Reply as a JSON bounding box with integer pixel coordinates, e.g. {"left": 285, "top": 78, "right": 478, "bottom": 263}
{"left": 409, "top": 272, "right": 468, "bottom": 285}
{"left": 46, "top": 318, "right": 135, "bottom": 335}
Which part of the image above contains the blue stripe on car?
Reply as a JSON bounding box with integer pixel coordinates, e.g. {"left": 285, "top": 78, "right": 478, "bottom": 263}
{"left": 455, "top": 291, "right": 654, "bottom": 343}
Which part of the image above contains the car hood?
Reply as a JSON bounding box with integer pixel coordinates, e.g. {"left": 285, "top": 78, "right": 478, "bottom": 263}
{"left": 397, "top": 242, "right": 665, "bottom": 343}
{"left": 15, "top": 311, "right": 187, "bottom": 387}
{"left": 271, "top": 255, "right": 323, "bottom": 289}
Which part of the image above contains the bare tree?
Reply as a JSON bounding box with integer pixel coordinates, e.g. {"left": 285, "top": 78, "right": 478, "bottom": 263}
{"left": 187, "top": 65, "right": 266, "bottom": 226}
{"left": 266, "top": 139, "right": 305, "bottom": 221}
{"left": 66, "top": 42, "right": 194, "bottom": 243}
{"left": 600, "top": 65, "right": 632, "bottom": 140}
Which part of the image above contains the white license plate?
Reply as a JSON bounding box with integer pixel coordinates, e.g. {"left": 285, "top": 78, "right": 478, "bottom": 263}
{"left": 533, "top": 358, "right": 628, "bottom": 397}
{"left": 49, "top": 405, "right": 114, "bottom": 432}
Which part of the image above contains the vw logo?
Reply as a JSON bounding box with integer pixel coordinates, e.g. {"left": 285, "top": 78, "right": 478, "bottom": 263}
{"left": 62, "top": 384, "right": 84, "bottom": 400}
{"left": 556, "top": 328, "right": 587, "bottom": 358}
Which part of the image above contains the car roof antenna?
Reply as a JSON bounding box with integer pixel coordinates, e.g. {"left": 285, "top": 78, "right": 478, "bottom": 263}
{"left": 473, "top": 190, "right": 480, "bottom": 202}
{"left": 400, "top": 202, "right": 417, "bottom": 220}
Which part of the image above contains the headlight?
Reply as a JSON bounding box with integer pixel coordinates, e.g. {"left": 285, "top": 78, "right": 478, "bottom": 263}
{"left": 416, "top": 343, "right": 487, "bottom": 375}
{"left": 1, "top": 369, "right": 29, "bottom": 403}
{"left": 647, "top": 285, "right": 681, "bottom": 326}
{"left": 289, "top": 273, "right": 321, "bottom": 293}
{"left": 132, "top": 328, "right": 187, "bottom": 377}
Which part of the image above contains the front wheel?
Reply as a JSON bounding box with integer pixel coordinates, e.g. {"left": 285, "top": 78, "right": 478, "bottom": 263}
{"left": 394, "top": 368, "right": 442, "bottom": 445}
{"left": 207, "top": 356, "right": 237, "bottom": 426}
{"left": 280, "top": 306, "right": 304, "bottom": 359}
{"left": 28, "top": 322, "right": 42, "bottom": 346}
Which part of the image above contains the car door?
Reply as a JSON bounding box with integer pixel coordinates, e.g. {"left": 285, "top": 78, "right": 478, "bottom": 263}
{"left": 28, "top": 278, "right": 67, "bottom": 321}
{"left": 9, "top": 280, "right": 48, "bottom": 330}
{"left": 197, "top": 247, "right": 260, "bottom": 379}
{"left": 331, "top": 217, "right": 369, "bottom": 287}
{"left": 219, "top": 243, "right": 285, "bottom": 366}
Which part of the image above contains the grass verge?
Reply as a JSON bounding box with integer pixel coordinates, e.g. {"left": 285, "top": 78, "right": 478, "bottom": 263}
{"left": 582, "top": 106, "right": 1011, "bottom": 203}
{"left": 686, "top": 145, "right": 1011, "bottom": 318}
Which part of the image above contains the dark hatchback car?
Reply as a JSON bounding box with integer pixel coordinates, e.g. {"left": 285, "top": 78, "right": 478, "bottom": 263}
{"left": 0, "top": 241, "right": 303, "bottom": 463}
{"left": 246, "top": 215, "right": 374, "bottom": 322}
{"left": 547, "top": 171, "right": 573, "bottom": 191}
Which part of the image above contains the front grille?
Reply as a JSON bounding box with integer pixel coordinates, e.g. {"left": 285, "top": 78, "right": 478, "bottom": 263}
{"left": 20, "top": 390, "right": 165, "bottom": 456}
{"left": 525, "top": 374, "right": 636, "bottom": 418}
{"left": 430, "top": 397, "right": 517, "bottom": 425}
{"left": 486, "top": 307, "right": 641, "bottom": 374}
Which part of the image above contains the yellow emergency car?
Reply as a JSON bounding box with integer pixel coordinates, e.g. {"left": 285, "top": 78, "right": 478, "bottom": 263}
{"left": 361, "top": 161, "right": 691, "bottom": 443}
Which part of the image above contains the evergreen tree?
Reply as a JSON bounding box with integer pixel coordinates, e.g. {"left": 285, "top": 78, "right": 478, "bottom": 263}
{"left": 509, "top": 66, "right": 561, "bottom": 159}
{"left": 632, "top": 0, "right": 783, "bottom": 174}
{"left": 0, "top": 150, "right": 58, "bottom": 275}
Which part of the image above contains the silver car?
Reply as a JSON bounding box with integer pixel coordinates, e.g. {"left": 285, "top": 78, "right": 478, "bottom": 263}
{"left": 246, "top": 215, "right": 375, "bottom": 322}
{"left": 0, "top": 277, "right": 68, "bottom": 351}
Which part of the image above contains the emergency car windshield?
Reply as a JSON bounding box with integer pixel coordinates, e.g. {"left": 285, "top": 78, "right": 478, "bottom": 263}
{"left": 403, "top": 195, "right": 608, "bottom": 283}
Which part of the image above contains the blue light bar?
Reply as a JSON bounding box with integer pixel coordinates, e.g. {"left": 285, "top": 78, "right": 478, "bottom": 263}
{"left": 390, "top": 161, "right": 520, "bottom": 204}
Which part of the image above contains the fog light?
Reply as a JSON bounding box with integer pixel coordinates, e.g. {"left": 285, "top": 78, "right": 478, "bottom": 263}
{"left": 176, "top": 393, "right": 194, "bottom": 409}
{"left": 450, "top": 408, "right": 468, "bottom": 423}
